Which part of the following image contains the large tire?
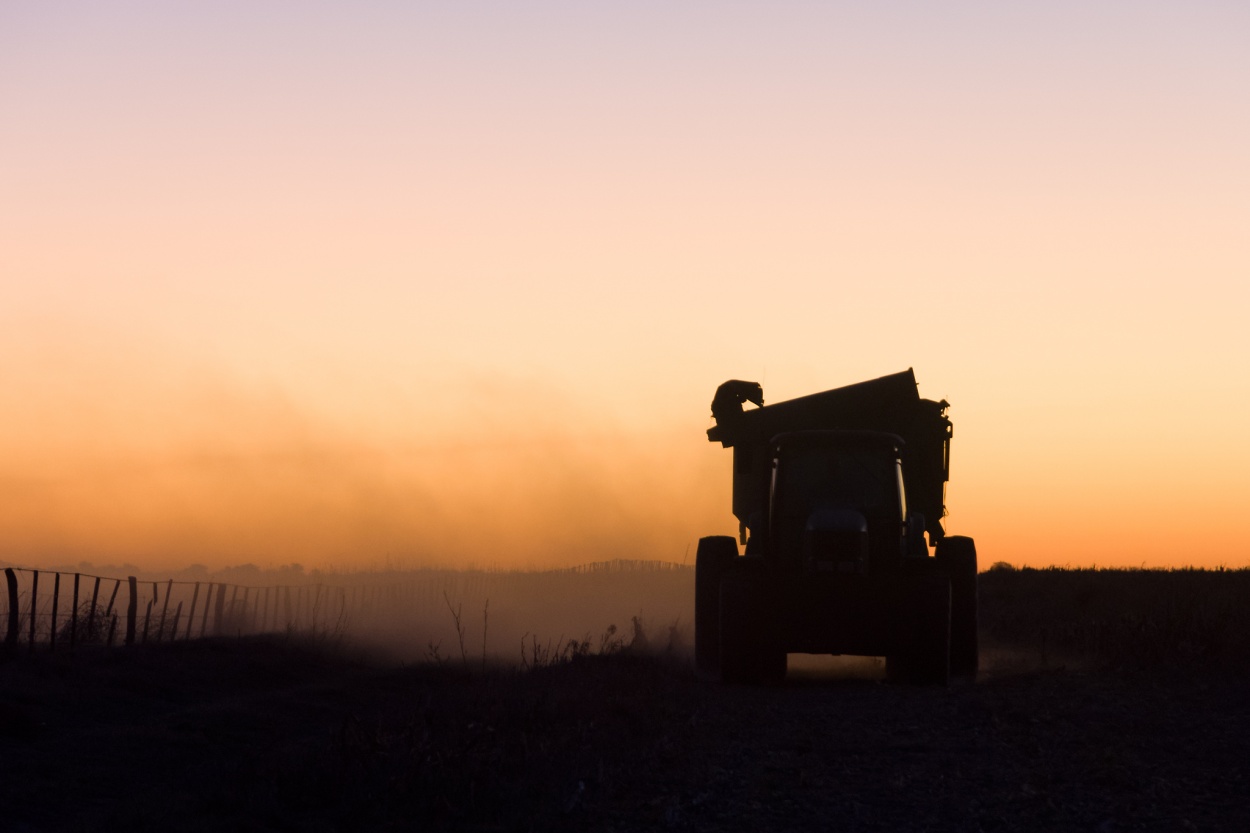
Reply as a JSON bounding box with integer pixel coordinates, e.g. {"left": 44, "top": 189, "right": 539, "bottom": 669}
{"left": 694, "top": 536, "right": 738, "bottom": 677}
{"left": 936, "top": 536, "right": 979, "bottom": 679}
{"left": 885, "top": 578, "right": 951, "bottom": 685}
{"left": 719, "top": 570, "right": 786, "bottom": 685}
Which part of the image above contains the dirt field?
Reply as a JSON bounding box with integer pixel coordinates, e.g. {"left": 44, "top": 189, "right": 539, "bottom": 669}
{"left": 3, "top": 631, "right": 1248, "bottom": 832}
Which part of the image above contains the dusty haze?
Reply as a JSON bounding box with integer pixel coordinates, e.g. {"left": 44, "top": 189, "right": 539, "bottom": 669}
{"left": 0, "top": 328, "right": 728, "bottom": 571}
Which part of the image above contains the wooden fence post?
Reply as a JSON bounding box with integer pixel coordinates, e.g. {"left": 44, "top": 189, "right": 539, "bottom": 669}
{"left": 4, "top": 568, "right": 18, "bottom": 653}
{"left": 29, "top": 570, "right": 39, "bottom": 655}
{"left": 70, "top": 573, "right": 80, "bottom": 650}
{"left": 213, "top": 584, "right": 226, "bottom": 635}
{"left": 169, "top": 602, "right": 183, "bottom": 639}
{"left": 284, "top": 587, "right": 293, "bottom": 629}
{"left": 200, "top": 583, "right": 213, "bottom": 637}
{"left": 125, "top": 576, "right": 138, "bottom": 645}
{"left": 185, "top": 583, "right": 201, "bottom": 640}
{"left": 141, "top": 599, "right": 153, "bottom": 643}
{"left": 105, "top": 578, "right": 121, "bottom": 618}
{"left": 157, "top": 579, "right": 172, "bottom": 641}
{"left": 88, "top": 576, "right": 101, "bottom": 641}
{"left": 50, "top": 572, "right": 60, "bottom": 652}
{"left": 239, "top": 587, "right": 250, "bottom": 634}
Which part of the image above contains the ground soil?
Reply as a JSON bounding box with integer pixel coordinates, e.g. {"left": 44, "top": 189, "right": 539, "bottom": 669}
{"left": 2, "top": 637, "right": 1248, "bottom": 832}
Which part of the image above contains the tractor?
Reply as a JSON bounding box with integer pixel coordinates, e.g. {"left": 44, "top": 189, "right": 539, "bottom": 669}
{"left": 695, "top": 369, "right": 977, "bottom": 684}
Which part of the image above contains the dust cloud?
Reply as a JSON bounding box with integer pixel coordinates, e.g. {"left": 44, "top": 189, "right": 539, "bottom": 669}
{"left": 0, "top": 327, "right": 730, "bottom": 573}
{"left": 322, "top": 566, "right": 696, "bottom": 666}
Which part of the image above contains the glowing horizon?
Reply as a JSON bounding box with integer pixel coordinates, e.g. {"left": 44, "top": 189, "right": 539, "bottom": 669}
{"left": 3, "top": 3, "right": 1248, "bottom": 571}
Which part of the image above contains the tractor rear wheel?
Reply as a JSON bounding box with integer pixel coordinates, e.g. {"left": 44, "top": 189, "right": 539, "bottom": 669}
{"left": 885, "top": 577, "right": 951, "bottom": 685}
{"left": 719, "top": 570, "right": 786, "bottom": 685}
{"left": 694, "top": 536, "right": 739, "bottom": 677}
{"left": 936, "top": 536, "right": 979, "bottom": 679}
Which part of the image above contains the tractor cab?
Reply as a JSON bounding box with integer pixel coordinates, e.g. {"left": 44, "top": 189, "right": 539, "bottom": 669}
{"left": 763, "top": 431, "right": 923, "bottom": 575}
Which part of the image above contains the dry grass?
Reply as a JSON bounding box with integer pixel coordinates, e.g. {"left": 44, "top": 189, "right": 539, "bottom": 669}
{"left": 979, "top": 566, "right": 1250, "bottom": 674}
{"left": 6, "top": 567, "right": 1250, "bottom": 830}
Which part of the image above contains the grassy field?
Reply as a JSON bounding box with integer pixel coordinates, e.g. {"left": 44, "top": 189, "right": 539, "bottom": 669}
{"left": 978, "top": 565, "right": 1250, "bottom": 675}
{"left": 9, "top": 561, "right": 1249, "bottom": 675}
{"left": 3, "top": 567, "right": 1250, "bottom": 831}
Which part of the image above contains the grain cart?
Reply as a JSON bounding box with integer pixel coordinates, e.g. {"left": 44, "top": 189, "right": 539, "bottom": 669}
{"left": 695, "top": 369, "right": 978, "bottom": 684}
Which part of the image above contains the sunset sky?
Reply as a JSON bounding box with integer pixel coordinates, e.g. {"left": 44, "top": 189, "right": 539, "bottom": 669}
{"left": 2, "top": 2, "right": 1247, "bottom": 570}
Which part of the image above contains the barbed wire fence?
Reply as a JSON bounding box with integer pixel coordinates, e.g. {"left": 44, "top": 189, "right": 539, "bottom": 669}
{"left": 1, "top": 560, "right": 691, "bottom": 659}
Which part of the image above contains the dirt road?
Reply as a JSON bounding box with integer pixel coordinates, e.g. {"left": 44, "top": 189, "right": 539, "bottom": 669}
{"left": 2, "top": 638, "right": 1248, "bottom": 831}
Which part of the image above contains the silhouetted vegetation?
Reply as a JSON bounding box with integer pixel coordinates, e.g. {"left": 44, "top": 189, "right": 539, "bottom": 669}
{"left": 4, "top": 609, "right": 1250, "bottom": 831}
{"left": 979, "top": 566, "right": 1250, "bottom": 675}
{"left": 4, "top": 566, "right": 1250, "bottom": 830}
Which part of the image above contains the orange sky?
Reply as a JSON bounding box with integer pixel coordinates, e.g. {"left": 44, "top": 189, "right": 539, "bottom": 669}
{"left": 2, "top": 3, "right": 1248, "bottom": 570}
